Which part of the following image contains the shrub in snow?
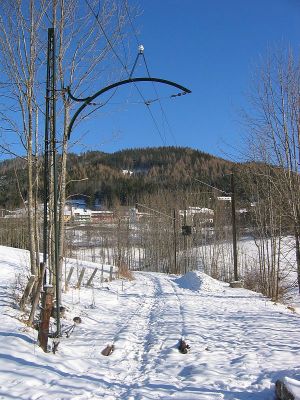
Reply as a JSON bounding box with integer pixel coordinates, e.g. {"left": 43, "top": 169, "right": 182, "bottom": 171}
{"left": 178, "top": 337, "right": 190, "bottom": 354}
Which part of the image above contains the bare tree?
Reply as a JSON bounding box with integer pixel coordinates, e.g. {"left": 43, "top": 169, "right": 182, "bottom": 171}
{"left": 243, "top": 49, "right": 300, "bottom": 293}
{"left": 0, "top": 0, "right": 48, "bottom": 308}
{"left": 0, "top": 0, "right": 136, "bottom": 319}
{"left": 53, "top": 0, "right": 132, "bottom": 282}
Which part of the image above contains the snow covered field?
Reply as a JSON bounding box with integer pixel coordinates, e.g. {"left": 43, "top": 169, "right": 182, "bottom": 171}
{"left": 0, "top": 245, "right": 299, "bottom": 400}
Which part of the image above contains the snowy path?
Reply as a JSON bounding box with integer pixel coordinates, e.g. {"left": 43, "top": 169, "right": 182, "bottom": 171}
{"left": 116, "top": 273, "right": 185, "bottom": 399}
{"left": 0, "top": 246, "right": 300, "bottom": 399}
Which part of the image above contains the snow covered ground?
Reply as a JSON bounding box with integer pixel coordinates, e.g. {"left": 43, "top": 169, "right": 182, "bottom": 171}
{"left": 0, "top": 245, "right": 299, "bottom": 400}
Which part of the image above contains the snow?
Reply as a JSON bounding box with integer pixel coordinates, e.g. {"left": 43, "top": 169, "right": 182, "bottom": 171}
{"left": 283, "top": 377, "right": 300, "bottom": 399}
{"left": 175, "top": 271, "right": 227, "bottom": 292}
{"left": 0, "top": 245, "right": 300, "bottom": 399}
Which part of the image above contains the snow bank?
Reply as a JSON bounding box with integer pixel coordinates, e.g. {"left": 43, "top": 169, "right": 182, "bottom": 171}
{"left": 1, "top": 246, "right": 300, "bottom": 399}
{"left": 175, "top": 270, "right": 228, "bottom": 293}
{"left": 284, "top": 377, "right": 300, "bottom": 400}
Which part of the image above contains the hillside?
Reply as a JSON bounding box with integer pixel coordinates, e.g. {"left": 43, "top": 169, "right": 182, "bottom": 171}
{"left": 0, "top": 147, "right": 234, "bottom": 209}
{"left": 66, "top": 147, "right": 236, "bottom": 208}
{"left": 1, "top": 245, "right": 299, "bottom": 399}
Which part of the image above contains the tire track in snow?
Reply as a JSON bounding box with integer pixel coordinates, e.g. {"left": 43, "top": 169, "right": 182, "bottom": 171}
{"left": 105, "top": 273, "right": 158, "bottom": 389}
{"left": 119, "top": 273, "right": 185, "bottom": 399}
{"left": 54, "top": 276, "right": 159, "bottom": 399}
{"left": 63, "top": 279, "right": 144, "bottom": 361}
{"left": 58, "top": 273, "right": 185, "bottom": 399}
{"left": 169, "top": 277, "right": 190, "bottom": 338}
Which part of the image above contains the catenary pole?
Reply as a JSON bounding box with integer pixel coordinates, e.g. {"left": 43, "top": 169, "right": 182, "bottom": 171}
{"left": 231, "top": 173, "right": 238, "bottom": 281}
{"left": 43, "top": 29, "right": 51, "bottom": 282}
{"left": 173, "top": 209, "right": 177, "bottom": 274}
{"left": 50, "top": 27, "right": 61, "bottom": 337}
{"left": 45, "top": 27, "right": 60, "bottom": 336}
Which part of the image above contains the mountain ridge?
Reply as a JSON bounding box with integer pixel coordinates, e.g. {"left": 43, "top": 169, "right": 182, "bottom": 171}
{"left": 0, "top": 146, "right": 235, "bottom": 209}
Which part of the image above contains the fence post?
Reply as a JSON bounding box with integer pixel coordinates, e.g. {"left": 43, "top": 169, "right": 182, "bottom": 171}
{"left": 65, "top": 266, "right": 74, "bottom": 290}
{"left": 86, "top": 268, "right": 98, "bottom": 286}
{"left": 76, "top": 267, "right": 86, "bottom": 288}
{"left": 19, "top": 275, "right": 36, "bottom": 310}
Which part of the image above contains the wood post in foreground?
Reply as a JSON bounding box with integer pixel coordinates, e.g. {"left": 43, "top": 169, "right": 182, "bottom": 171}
{"left": 38, "top": 285, "right": 54, "bottom": 352}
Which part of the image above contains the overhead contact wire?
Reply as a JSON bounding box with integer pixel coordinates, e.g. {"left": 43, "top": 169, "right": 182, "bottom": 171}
{"left": 84, "top": 0, "right": 168, "bottom": 145}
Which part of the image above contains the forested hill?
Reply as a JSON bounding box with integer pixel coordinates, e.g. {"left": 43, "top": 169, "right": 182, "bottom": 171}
{"left": 0, "top": 147, "right": 234, "bottom": 209}
{"left": 66, "top": 147, "right": 234, "bottom": 208}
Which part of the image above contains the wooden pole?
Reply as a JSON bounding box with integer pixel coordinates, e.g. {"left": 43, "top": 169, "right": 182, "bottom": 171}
{"left": 65, "top": 266, "right": 74, "bottom": 290}
{"left": 38, "top": 285, "right": 54, "bottom": 352}
{"left": 86, "top": 268, "right": 98, "bottom": 286}
{"left": 76, "top": 267, "right": 86, "bottom": 288}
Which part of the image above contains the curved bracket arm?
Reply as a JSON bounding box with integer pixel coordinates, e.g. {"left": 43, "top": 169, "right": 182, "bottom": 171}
{"left": 67, "top": 77, "right": 191, "bottom": 140}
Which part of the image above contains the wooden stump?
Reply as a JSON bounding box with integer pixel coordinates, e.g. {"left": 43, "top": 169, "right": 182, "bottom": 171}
{"left": 101, "top": 344, "right": 114, "bottom": 356}
{"left": 275, "top": 379, "right": 295, "bottom": 400}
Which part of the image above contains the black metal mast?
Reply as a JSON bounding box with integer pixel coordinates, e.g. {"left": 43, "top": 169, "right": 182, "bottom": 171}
{"left": 44, "top": 27, "right": 60, "bottom": 336}
{"left": 43, "top": 29, "right": 52, "bottom": 277}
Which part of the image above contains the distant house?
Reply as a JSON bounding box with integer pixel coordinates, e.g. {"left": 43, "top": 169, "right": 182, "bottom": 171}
{"left": 71, "top": 207, "right": 91, "bottom": 222}
{"left": 91, "top": 210, "right": 114, "bottom": 223}
{"left": 63, "top": 206, "right": 115, "bottom": 223}
{"left": 179, "top": 206, "right": 214, "bottom": 216}
{"left": 63, "top": 201, "right": 153, "bottom": 225}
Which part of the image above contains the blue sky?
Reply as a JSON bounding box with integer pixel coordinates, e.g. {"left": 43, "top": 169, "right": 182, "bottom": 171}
{"left": 73, "top": 0, "right": 299, "bottom": 160}
{"left": 1, "top": 1, "right": 298, "bottom": 161}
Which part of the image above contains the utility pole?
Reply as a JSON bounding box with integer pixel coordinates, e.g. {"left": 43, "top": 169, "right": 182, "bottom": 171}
{"left": 183, "top": 209, "right": 187, "bottom": 274}
{"left": 50, "top": 26, "right": 61, "bottom": 337}
{"left": 173, "top": 209, "right": 177, "bottom": 274}
{"left": 43, "top": 29, "right": 51, "bottom": 285}
{"left": 42, "top": 27, "right": 60, "bottom": 338}
{"left": 230, "top": 173, "right": 238, "bottom": 281}
{"left": 39, "top": 28, "right": 56, "bottom": 352}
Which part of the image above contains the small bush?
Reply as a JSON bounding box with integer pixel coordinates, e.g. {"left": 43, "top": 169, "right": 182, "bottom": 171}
{"left": 118, "top": 261, "right": 134, "bottom": 281}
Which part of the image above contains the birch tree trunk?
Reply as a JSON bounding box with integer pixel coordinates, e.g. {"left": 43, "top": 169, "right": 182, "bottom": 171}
{"left": 0, "top": 1, "right": 47, "bottom": 310}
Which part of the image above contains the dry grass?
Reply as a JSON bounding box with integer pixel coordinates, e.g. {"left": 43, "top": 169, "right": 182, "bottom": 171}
{"left": 118, "top": 261, "right": 134, "bottom": 281}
